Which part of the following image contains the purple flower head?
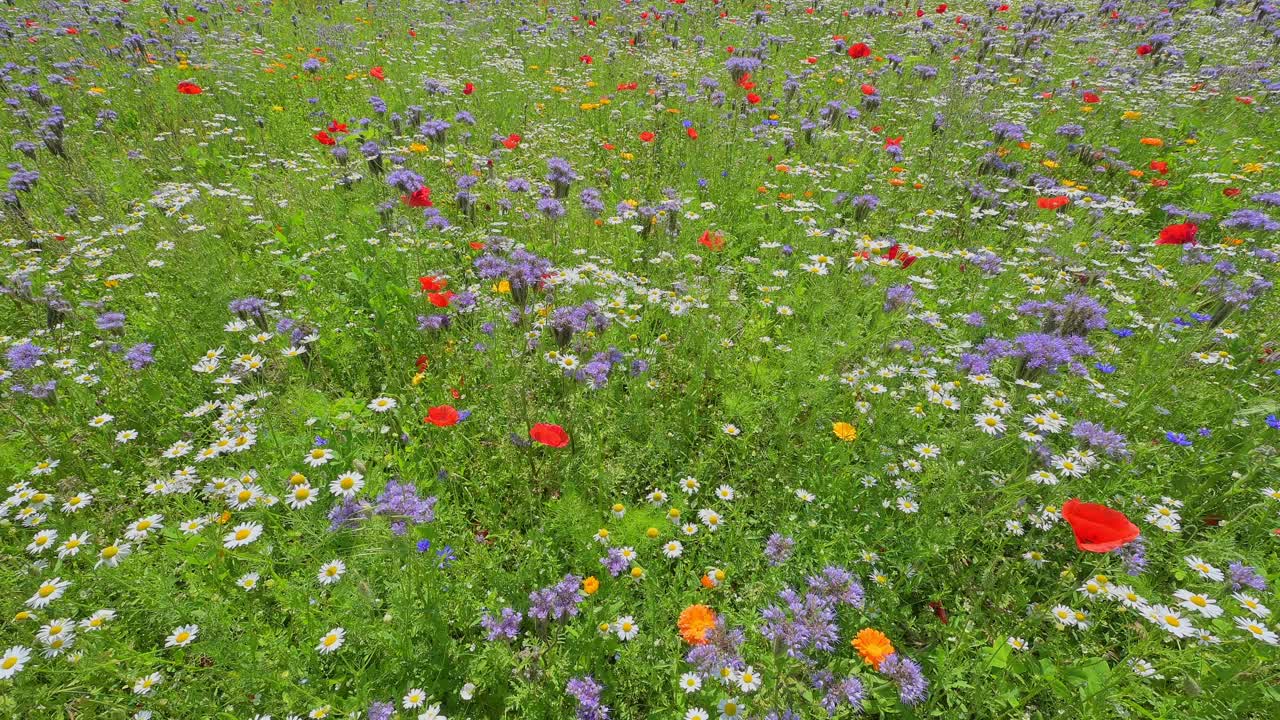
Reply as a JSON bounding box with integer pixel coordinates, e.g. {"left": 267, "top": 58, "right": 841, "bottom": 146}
{"left": 367, "top": 701, "right": 394, "bottom": 720}
{"left": 124, "top": 342, "right": 156, "bottom": 370}
{"left": 880, "top": 653, "right": 929, "bottom": 706}
{"left": 527, "top": 574, "right": 584, "bottom": 622}
{"left": 1229, "top": 562, "right": 1268, "bottom": 592}
{"left": 765, "top": 533, "right": 795, "bottom": 566}
{"left": 481, "top": 607, "right": 523, "bottom": 641}
{"left": 566, "top": 676, "right": 608, "bottom": 720}
{"left": 6, "top": 341, "right": 45, "bottom": 371}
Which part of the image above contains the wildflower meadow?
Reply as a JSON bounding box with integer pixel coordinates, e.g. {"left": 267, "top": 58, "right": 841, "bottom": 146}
{"left": 3, "top": 0, "right": 1280, "bottom": 718}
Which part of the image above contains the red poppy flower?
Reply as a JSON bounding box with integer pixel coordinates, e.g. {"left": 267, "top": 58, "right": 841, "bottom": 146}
{"left": 686, "top": 127, "right": 698, "bottom": 140}
{"left": 66, "top": 27, "right": 79, "bottom": 35}
{"left": 502, "top": 133, "right": 522, "bottom": 149}
{"left": 848, "top": 42, "right": 871, "bottom": 59}
{"left": 1136, "top": 44, "right": 1153, "bottom": 56}
{"left": 418, "top": 276, "right": 447, "bottom": 292}
{"left": 639, "top": 131, "right": 655, "bottom": 142}
{"left": 1156, "top": 222, "right": 1198, "bottom": 246}
{"left": 328, "top": 120, "right": 348, "bottom": 133}
{"left": 428, "top": 291, "right": 455, "bottom": 308}
{"left": 1037, "top": 196, "right": 1069, "bottom": 210}
{"left": 885, "top": 244, "right": 917, "bottom": 269}
{"left": 1235, "top": 96, "right": 1254, "bottom": 105}
{"left": 313, "top": 131, "right": 336, "bottom": 146}
{"left": 177, "top": 81, "right": 203, "bottom": 95}
{"left": 936, "top": 3, "right": 948, "bottom": 11}
{"left": 402, "top": 186, "right": 433, "bottom": 207}
{"left": 805, "top": 56, "right": 818, "bottom": 64}
{"left": 1149, "top": 160, "right": 1168, "bottom": 175}
{"left": 579, "top": 54, "right": 593, "bottom": 64}
{"left": 1151, "top": 178, "right": 1168, "bottom": 188}
{"left": 1223, "top": 187, "right": 1241, "bottom": 198}
{"left": 425, "top": 405, "right": 460, "bottom": 427}
{"left": 860, "top": 84, "right": 876, "bottom": 96}
{"left": 530, "top": 423, "right": 570, "bottom": 448}
{"left": 1061, "top": 498, "right": 1140, "bottom": 553}
{"left": 369, "top": 66, "right": 385, "bottom": 81}
{"left": 617, "top": 81, "right": 638, "bottom": 91}
{"left": 698, "top": 230, "right": 725, "bottom": 251}
{"left": 416, "top": 354, "right": 429, "bottom": 372}
{"left": 1082, "top": 91, "right": 1100, "bottom": 103}
{"left": 463, "top": 82, "right": 474, "bottom": 95}
{"left": 746, "top": 92, "right": 761, "bottom": 104}
{"left": 883, "top": 135, "right": 903, "bottom": 149}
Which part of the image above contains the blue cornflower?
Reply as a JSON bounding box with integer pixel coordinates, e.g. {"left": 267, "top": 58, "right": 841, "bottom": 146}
{"left": 416, "top": 538, "right": 432, "bottom": 553}
{"left": 1265, "top": 414, "right": 1280, "bottom": 430}
{"left": 1111, "top": 328, "right": 1133, "bottom": 338}
{"left": 1094, "top": 363, "right": 1115, "bottom": 374}
{"left": 437, "top": 545, "right": 456, "bottom": 567}
{"left": 1165, "top": 432, "right": 1192, "bottom": 447}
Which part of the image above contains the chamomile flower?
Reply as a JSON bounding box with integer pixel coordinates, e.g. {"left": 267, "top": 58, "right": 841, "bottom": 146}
{"left": 679, "top": 476, "right": 700, "bottom": 494}
{"left": 718, "top": 697, "right": 744, "bottom": 719}
{"left": 1234, "top": 616, "right": 1278, "bottom": 645}
{"left": 403, "top": 688, "right": 427, "bottom": 709}
{"left": 237, "top": 572, "right": 260, "bottom": 591}
{"left": 679, "top": 672, "right": 703, "bottom": 693}
{"left": 316, "top": 627, "right": 345, "bottom": 654}
{"left": 0, "top": 646, "right": 31, "bottom": 679}
{"left": 133, "top": 672, "right": 163, "bottom": 695}
{"left": 61, "top": 493, "right": 92, "bottom": 513}
{"left": 614, "top": 615, "right": 639, "bottom": 641}
{"left": 96, "top": 540, "right": 131, "bottom": 568}
{"left": 736, "top": 666, "right": 761, "bottom": 693}
{"left": 368, "top": 397, "right": 397, "bottom": 413}
{"left": 26, "top": 578, "right": 70, "bottom": 609}
{"left": 685, "top": 709, "right": 710, "bottom": 720}
{"left": 223, "top": 522, "right": 263, "bottom": 549}
{"left": 329, "top": 471, "right": 364, "bottom": 498}
{"left": 80, "top": 609, "right": 116, "bottom": 631}
{"left": 1174, "top": 589, "right": 1223, "bottom": 618}
{"left": 317, "top": 560, "right": 346, "bottom": 585}
{"left": 56, "top": 533, "right": 88, "bottom": 559}
{"left": 26, "top": 529, "right": 57, "bottom": 555}
{"left": 303, "top": 448, "right": 334, "bottom": 467}
{"left": 1233, "top": 593, "right": 1270, "bottom": 618}
{"left": 165, "top": 624, "right": 199, "bottom": 648}
{"left": 1185, "top": 556, "right": 1224, "bottom": 582}
{"left": 1050, "top": 605, "right": 1077, "bottom": 626}
{"left": 662, "top": 540, "right": 684, "bottom": 558}
{"left": 973, "top": 413, "right": 1005, "bottom": 435}
{"left": 1148, "top": 605, "right": 1196, "bottom": 638}
{"left": 124, "top": 514, "right": 164, "bottom": 541}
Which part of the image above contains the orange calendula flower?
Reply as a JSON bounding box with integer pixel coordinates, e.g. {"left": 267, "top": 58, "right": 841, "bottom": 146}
{"left": 583, "top": 576, "right": 600, "bottom": 595}
{"left": 678, "top": 605, "right": 717, "bottom": 645}
{"left": 852, "top": 628, "right": 895, "bottom": 669}
{"left": 832, "top": 422, "right": 858, "bottom": 442}
{"left": 1139, "top": 137, "right": 1164, "bottom": 146}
